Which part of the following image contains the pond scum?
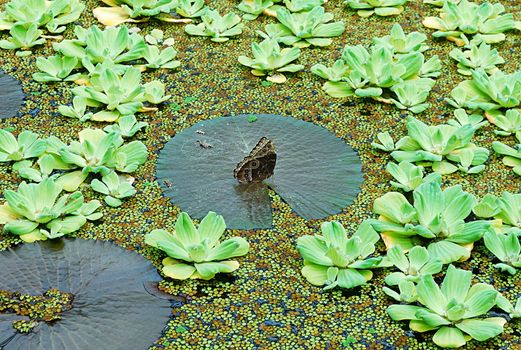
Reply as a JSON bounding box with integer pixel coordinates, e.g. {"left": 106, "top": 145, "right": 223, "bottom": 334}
{"left": 0, "top": 0, "right": 521, "bottom": 349}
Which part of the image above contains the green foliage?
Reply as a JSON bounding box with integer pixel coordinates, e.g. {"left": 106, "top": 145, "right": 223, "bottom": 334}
{"left": 175, "top": 0, "right": 208, "bottom": 18}
{"left": 93, "top": 0, "right": 190, "bottom": 26}
{"left": 258, "top": 6, "right": 344, "bottom": 48}
{"left": 33, "top": 55, "right": 81, "bottom": 82}
{"left": 422, "top": 0, "right": 519, "bottom": 46}
{"left": 492, "top": 134, "right": 521, "bottom": 176}
{"left": 447, "top": 108, "right": 488, "bottom": 130}
{"left": 0, "top": 0, "right": 84, "bottom": 52}
{"left": 0, "top": 23, "right": 45, "bottom": 53}
{"left": 185, "top": 9, "right": 244, "bottom": 42}
{"left": 371, "top": 131, "right": 394, "bottom": 152}
{"left": 448, "top": 70, "right": 521, "bottom": 111}
{"left": 487, "top": 109, "right": 521, "bottom": 138}
{"left": 387, "top": 265, "right": 506, "bottom": 348}
{"left": 473, "top": 192, "right": 521, "bottom": 233}
{"left": 59, "top": 128, "right": 148, "bottom": 181}
{"left": 91, "top": 171, "right": 137, "bottom": 207}
{"left": 238, "top": 38, "right": 304, "bottom": 83}
{"left": 237, "top": 0, "right": 275, "bottom": 20}
{"left": 284, "top": 0, "right": 325, "bottom": 13}
{"left": 483, "top": 231, "right": 521, "bottom": 275}
{"left": 384, "top": 246, "right": 443, "bottom": 286}
{"left": 449, "top": 42, "right": 504, "bottom": 76}
{"left": 369, "top": 178, "right": 491, "bottom": 263}
{"left": 145, "top": 211, "right": 250, "bottom": 280}
{"left": 345, "top": 0, "right": 409, "bottom": 18}
{"left": 104, "top": 115, "right": 148, "bottom": 138}
{"left": 496, "top": 295, "right": 521, "bottom": 319}
{"left": 311, "top": 24, "right": 440, "bottom": 113}
{"left": 296, "top": 221, "right": 386, "bottom": 290}
{"left": 0, "top": 178, "right": 102, "bottom": 243}
{"left": 375, "top": 116, "right": 489, "bottom": 174}
{"left": 386, "top": 161, "right": 441, "bottom": 192}
{"left": 0, "top": 129, "right": 47, "bottom": 162}
{"left": 67, "top": 62, "right": 170, "bottom": 122}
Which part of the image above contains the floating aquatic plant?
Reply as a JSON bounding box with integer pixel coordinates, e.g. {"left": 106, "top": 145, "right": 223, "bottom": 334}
{"left": 345, "top": 0, "right": 409, "bottom": 18}
{"left": 237, "top": 0, "right": 275, "bottom": 20}
{"left": 384, "top": 246, "right": 443, "bottom": 286}
{"left": 447, "top": 108, "right": 488, "bottom": 130}
{"left": 145, "top": 211, "right": 250, "bottom": 280}
{"left": 0, "top": 129, "right": 46, "bottom": 163}
{"left": 258, "top": 6, "right": 344, "bottom": 48}
{"left": 387, "top": 265, "right": 506, "bottom": 348}
{"left": 103, "top": 115, "right": 148, "bottom": 138}
{"left": 90, "top": 171, "right": 137, "bottom": 207}
{"left": 32, "top": 55, "right": 81, "bottom": 83}
{"left": 66, "top": 62, "right": 170, "bottom": 122}
{"left": 311, "top": 24, "right": 440, "bottom": 113}
{"left": 0, "top": 0, "right": 84, "bottom": 54}
{"left": 0, "top": 179, "right": 102, "bottom": 242}
{"left": 297, "top": 221, "right": 386, "bottom": 290}
{"left": 156, "top": 114, "right": 363, "bottom": 229}
{"left": 238, "top": 39, "right": 304, "bottom": 83}
{"left": 492, "top": 134, "right": 521, "bottom": 177}
{"left": 483, "top": 231, "right": 521, "bottom": 275}
{"left": 386, "top": 161, "right": 441, "bottom": 193}
{"left": 473, "top": 191, "right": 521, "bottom": 234}
{"left": 185, "top": 9, "right": 244, "bottom": 42}
{"left": 373, "top": 116, "right": 489, "bottom": 174}
{"left": 422, "top": 0, "right": 520, "bottom": 46}
{"left": 93, "top": 0, "right": 191, "bottom": 26}
{"left": 448, "top": 69, "right": 521, "bottom": 112}
{"left": 369, "top": 178, "right": 491, "bottom": 263}
{"left": 58, "top": 128, "right": 148, "bottom": 190}
{"left": 0, "top": 71, "right": 24, "bottom": 119}
{"left": 449, "top": 42, "right": 504, "bottom": 76}
{"left": 175, "top": 0, "right": 208, "bottom": 19}
{"left": 0, "top": 239, "right": 171, "bottom": 349}
{"left": 486, "top": 109, "right": 521, "bottom": 138}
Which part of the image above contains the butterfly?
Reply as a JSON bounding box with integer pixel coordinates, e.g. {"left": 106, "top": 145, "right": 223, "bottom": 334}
{"left": 233, "top": 137, "right": 276, "bottom": 183}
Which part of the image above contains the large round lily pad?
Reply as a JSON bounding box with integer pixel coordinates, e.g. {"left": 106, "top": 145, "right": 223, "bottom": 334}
{"left": 0, "top": 239, "right": 171, "bottom": 350}
{"left": 156, "top": 114, "right": 363, "bottom": 229}
{"left": 0, "top": 71, "right": 24, "bottom": 119}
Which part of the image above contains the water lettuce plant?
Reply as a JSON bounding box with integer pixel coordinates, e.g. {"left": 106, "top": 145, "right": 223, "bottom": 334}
{"left": 296, "top": 221, "right": 386, "bottom": 290}
{"left": 238, "top": 39, "right": 304, "bottom": 83}
{"left": 311, "top": 24, "right": 440, "bottom": 112}
{"left": 32, "top": 55, "right": 81, "bottom": 82}
{"left": 384, "top": 246, "right": 443, "bottom": 286}
{"left": 175, "top": 0, "right": 208, "bottom": 19}
{"left": 237, "top": 0, "right": 275, "bottom": 20}
{"left": 283, "top": 0, "right": 325, "bottom": 13}
{"left": 345, "top": 0, "right": 409, "bottom": 18}
{"left": 0, "top": 178, "right": 102, "bottom": 243}
{"left": 483, "top": 231, "right": 521, "bottom": 275}
{"left": 185, "top": 10, "right": 244, "bottom": 42}
{"left": 387, "top": 265, "right": 506, "bottom": 348}
{"left": 60, "top": 128, "right": 147, "bottom": 173}
{"left": 67, "top": 62, "right": 170, "bottom": 122}
{"left": 492, "top": 134, "right": 521, "bottom": 177}
{"left": 258, "top": 6, "right": 344, "bottom": 48}
{"left": 103, "top": 115, "right": 148, "bottom": 138}
{"left": 486, "top": 109, "right": 521, "bottom": 138}
{"left": 473, "top": 192, "right": 521, "bottom": 234}
{"left": 93, "top": 0, "right": 191, "bottom": 26}
{"left": 0, "top": 0, "right": 84, "bottom": 53}
{"left": 422, "top": 0, "right": 520, "bottom": 46}
{"left": 374, "top": 116, "right": 489, "bottom": 174}
{"left": 369, "top": 179, "right": 491, "bottom": 263}
{"left": 497, "top": 295, "right": 521, "bottom": 319}
{"left": 448, "top": 69, "right": 521, "bottom": 112}
{"left": 449, "top": 42, "right": 504, "bottom": 76}
{"left": 145, "top": 211, "right": 250, "bottom": 280}
{"left": 91, "top": 171, "right": 137, "bottom": 207}
{"left": 447, "top": 108, "right": 488, "bottom": 130}
{"left": 386, "top": 161, "right": 441, "bottom": 192}
{"left": 0, "top": 129, "right": 47, "bottom": 162}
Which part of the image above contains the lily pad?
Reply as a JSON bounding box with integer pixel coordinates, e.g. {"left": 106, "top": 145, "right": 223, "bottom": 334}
{"left": 156, "top": 114, "right": 363, "bottom": 229}
{"left": 0, "top": 239, "right": 171, "bottom": 350}
{"left": 0, "top": 71, "right": 24, "bottom": 119}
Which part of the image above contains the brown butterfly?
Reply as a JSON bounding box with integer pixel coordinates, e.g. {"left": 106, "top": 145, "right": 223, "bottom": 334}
{"left": 233, "top": 137, "right": 276, "bottom": 183}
